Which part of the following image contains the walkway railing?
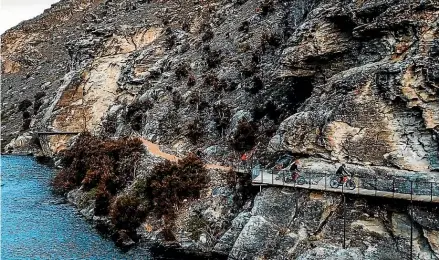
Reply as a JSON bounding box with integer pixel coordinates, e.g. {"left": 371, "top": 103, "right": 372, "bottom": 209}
{"left": 248, "top": 166, "right": 439, "bottom": 204}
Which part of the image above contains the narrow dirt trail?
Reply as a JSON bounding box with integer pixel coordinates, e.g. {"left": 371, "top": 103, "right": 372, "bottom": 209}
{"left": 141, "top": 138, "right": 231, "bottom": 171}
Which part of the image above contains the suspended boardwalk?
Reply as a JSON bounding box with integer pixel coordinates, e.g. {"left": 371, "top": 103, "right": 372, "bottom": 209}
{"left": 252, "top": 170, "right": 439, "bottom": 204}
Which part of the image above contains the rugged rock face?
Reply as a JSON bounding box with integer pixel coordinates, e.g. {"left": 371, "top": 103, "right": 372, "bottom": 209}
{"left": 224, "top": 187, "right": 439, "bottom": 260}
{"left": 271, "top": 0, "right": 439, "bottom": 172}
{"left": 2, "top": 0, "right": 439, "bottom": 258}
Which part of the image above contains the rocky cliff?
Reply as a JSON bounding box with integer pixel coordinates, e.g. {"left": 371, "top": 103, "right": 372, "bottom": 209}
{"left": 2, "top": 0, "right": 439, "bottom": 259}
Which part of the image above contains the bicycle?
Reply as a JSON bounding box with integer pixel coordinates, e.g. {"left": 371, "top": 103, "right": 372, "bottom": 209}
{"left": 275, "top": 171, "right": 306, "bottom": 185}
{"left": 330, "top": 175, "right": 356, "bottom": 190}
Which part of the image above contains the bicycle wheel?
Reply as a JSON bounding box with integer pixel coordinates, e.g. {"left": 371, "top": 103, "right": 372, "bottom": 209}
{"left": 296, "top": 176, "right": 306, "bottom": 185}
{"left": 284, "top": 176, "right": 293, "bottom": 183}
{"left": 330, "top": 177, "right": 339, "bottom": 188}
{"left": 346, "top": 179, "right": 356, "bottom": 190}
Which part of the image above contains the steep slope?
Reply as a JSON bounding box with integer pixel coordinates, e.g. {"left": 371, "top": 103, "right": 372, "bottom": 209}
{"left": 2, "top": 0, "right": 439, "bottom": 259}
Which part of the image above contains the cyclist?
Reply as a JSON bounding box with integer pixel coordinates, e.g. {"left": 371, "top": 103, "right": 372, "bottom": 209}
{"left": 241, "top": 153, "right": 248, "bottom": 167}
{"left": 287, "top": 159, "right": 300, "bottom": 182}
{"left": 336, "top": 163, "right": 350, "bottom": 184}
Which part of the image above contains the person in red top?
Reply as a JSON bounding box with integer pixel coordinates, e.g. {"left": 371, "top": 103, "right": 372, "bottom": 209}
{"left": 241, "top": 153, "right": 248, "bottom": 167}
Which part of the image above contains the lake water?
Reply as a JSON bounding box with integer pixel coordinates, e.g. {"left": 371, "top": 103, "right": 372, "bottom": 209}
{"left": 1, "top": 155, "right": 152, "bottom": 259}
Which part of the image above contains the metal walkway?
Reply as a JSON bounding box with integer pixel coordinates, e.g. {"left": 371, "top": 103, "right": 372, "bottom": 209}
{"left": 251, "top": 169, "right": 439, "bottom": 204}
{"left": 36, "top": 131, "right": 80, "bottom": 136}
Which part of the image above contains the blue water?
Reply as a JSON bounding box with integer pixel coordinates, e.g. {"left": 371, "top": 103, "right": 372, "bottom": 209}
{"left": 1, "top": 156, "right": 152, "bottom": 259}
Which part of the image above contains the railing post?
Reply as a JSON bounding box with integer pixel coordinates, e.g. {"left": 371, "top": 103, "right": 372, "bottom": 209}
{"left": 393, "top": 179, "right": 395, "bottom": 198}
{"left": 410, "top": 180, "right": 413, "bottom": 201}
{"left": 308, "top": 172, "right": 311, "bottom": 188}
{"left": 261, "top": 168, "right": 264, "bottom": 184}
{"left": 282, "top": 170, "right": 285, "bottom": 186}
{"left": 374, "top": 177, "right": 377, "bottom": 197}
{"left": 343, "top": 191, "right": 346, "bottom": 249}
{"left": 293, "top": 170, "right": 296, "bottom": 188}
{"left": 410, "top": 180, "right": 413, "bottom": 260}
{"left": 431, "top": 182, "right": 433, "bottom": 203}
{"left": 272, "top": 169, "right": 274, "bottom": 185}
{"left": 357, "top": 177, "right": 360, "bottom": 195}
{"left": 325, "top": 173, "right": 327, "bottom": 190}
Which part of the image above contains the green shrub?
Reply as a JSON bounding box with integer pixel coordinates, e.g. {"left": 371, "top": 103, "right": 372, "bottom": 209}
{"left": 203, "top": 73, "right": 219, "bottom": 89}
{"left": 186, "top": 119, "right": 204, "bottom": 144}
{"left": 260, "top": 0, "right": 275, "bottom": 15}
{"left": 186, "top": 213, "right": 206, "bottom": 240}
{"left": 246, "top": 75, "right": 263, "bottom": 94}
{"left": 22, "top": 118, "right": 31, "bottom": 131}
{"left": 34, "top": 92, "right": 46, "bottom": 115}
{"left": 202, "top": 29, "right": 214, "bottom": 42}
{"left": 101, "top": 113, "right": 118, "bottom": 135}
{"left": 238, "top": 21, "right": 250, "bottom": 33}
{"left": 230, "top": 120, "right": 257, "bottom": 151}
{"left": 175, "top": 63, "right": 189, "bottom": 80}
{"left": 110, "top": 194, "right": 146, "bottom": 231}
{"left": 22, "top": 111, "right": 31, "bottom": 119}
{"left": 261, "top": 31, "right": 281, "bottom": 51}
{"left": 213, "top": 102, "right": 231, "bottom": 133}
{"left": 18, "top": 99, "right": 32, "bottom": 112}
{"left": 206, "top": 50, "right": 222, "bottom": 68}
{"left": 187, "top": 74, "right": 197, "bottom": 87}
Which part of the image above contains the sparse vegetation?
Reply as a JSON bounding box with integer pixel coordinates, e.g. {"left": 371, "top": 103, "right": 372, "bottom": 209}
{"left": 247, "top": 75, "right": 264, "bottom": 94}
{"left": 206, "top": 49, "right": 222, "bottom": 68}
{"left": 224, "top": 169, "right": 238, "bottom": 187}
{"left": 165, "top": 33, "right": 176, "bottom": 49}
{"left": 33, "top": 91, "right": 46, "bottom": 115}
{"left": 102, "top": 113, "right": 118, "bottom": 135}
{"left": 215, "top": 79, "right": 229, "bottom": 92}
{"left": 203, "top": 73, "right": 219, "bottom": 89}
{"left": 241, "top": 62, "right": 258, "bottom": 78}
{"left": 22, "top": 111, "right": 31, "bottom": 119}
{"left": 186, "top": 119, "right": 204, "bottom": 144}
{"left": 22, "top": 118, "right": 31, "bottom": 131}
{"left": 213, "top": 102, "right": 232, "bottom": 133}
{"left": 259, "top": 0, "right": 275, "bottom": 16}
{"left": 187, "top": 74, "right": 196, "bottom": 87}
{"left": 182, "top": 21, "right": 190, "bottom": 32}
{"left": 238, "top": 21, "right": 250, "bottom": 33}
{"left": 175, "top": 63, "right": 189, "bottom": 80}
{"left": 202, "top": 29, "right": 214, "bottom": 42}
{"left": 172, "top": 91, "right": 183, "bottom": 109}
{"left": 95, "top": 188, "right": 111, "bottom": 216}
{"left": 222, "top": 169, "right": 254, "bottom": 208}
{"left": 261, "top": 31, "right": 281, "bottom": 51}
